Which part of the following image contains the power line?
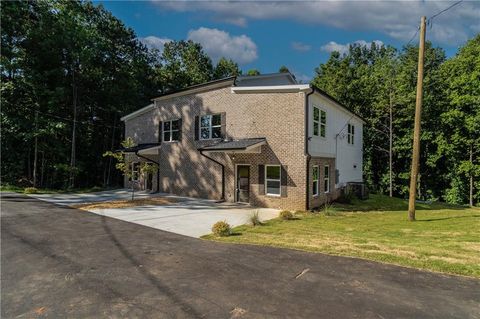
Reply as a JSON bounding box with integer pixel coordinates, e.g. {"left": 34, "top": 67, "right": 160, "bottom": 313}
{"left": 35, "top": 110, "right": 118, "bottom": 129}
{"left": 429, "top": 0, "right": 463, "bottom": 22}
{"left": 406, "top": 26, "right": 420, "bottom": 47}
{"left": 405, "top": 0, "right": 464, "bottom": 47}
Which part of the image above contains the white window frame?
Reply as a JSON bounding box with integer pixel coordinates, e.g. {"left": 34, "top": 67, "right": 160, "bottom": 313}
{"left": 324, "top": 165, "right": 330, "bottom": 193}
{"left": 313, "top": 106, "right": 326, "bottom": 138}
{"left": 163, "top": 119, "right": 180, "bottom": 142}
{"left": 312, "top": 165, "right": 319, "bottom": 197}
{"left": 265, "top": 165, "right": 281, "bottom": 197}
{"left": 200, "top": 114, "right": 222, "bottom": 140}
{"left": 347, "top": 123, "right": 355, "bottom": 145}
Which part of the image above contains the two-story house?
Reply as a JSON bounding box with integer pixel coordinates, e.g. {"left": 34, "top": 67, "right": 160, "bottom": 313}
{"left": 120, "top": 72, "right": 364, "bottom": 210}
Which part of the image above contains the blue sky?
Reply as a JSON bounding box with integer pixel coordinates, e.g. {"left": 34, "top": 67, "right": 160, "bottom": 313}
{"left": 96, "top": 1, "right": 479, "bottom": 81}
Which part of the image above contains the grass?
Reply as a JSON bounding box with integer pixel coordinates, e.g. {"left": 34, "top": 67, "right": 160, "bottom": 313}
{"left": 203, "top": 194, "right": 480, "bottom": 278}
{"left": 72, "top": 197, "right": 178, "bottom": 210}
{"left": 0, "top": 184, "right": 112, "bottom": 194}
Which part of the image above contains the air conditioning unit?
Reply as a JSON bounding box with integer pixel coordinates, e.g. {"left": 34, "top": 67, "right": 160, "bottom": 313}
{"left": 346, "top": 182, "right": 369, "bottom": 200}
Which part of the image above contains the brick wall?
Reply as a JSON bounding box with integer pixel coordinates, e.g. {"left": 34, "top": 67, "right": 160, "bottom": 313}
{"left": 309, "top": 157, "right": 339, "bottom": 209}
{"left": 124, "top": 85, "right": 308, "bottom": 210}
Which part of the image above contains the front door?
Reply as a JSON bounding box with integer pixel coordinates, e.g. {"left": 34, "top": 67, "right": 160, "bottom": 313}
{"left": 146, "top": 172, "right": 153, "bottom": 190}
{"left": 236, "top": 165, "right": 250, "bottom": 203}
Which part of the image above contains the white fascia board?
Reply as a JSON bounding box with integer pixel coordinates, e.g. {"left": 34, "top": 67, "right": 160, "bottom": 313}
{"left": 152, "top": 80, "right": 234, "bottom": 102}
{"left": 312, "top": 91, "right": 366, "bottom": 124}
{"left": 121, "top": 104, "right": 155, "bottom": 122}
{"left": 231, "top": 84, "right": 311, "bottom": 93}
{"left": 137, "top": 146, "right": 161, "bottom": 155}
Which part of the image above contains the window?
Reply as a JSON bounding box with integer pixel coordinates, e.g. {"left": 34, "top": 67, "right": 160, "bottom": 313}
{"left": 312, "top": 166, "right": 319, "bottom": 196}
{"left": 313, "top": 106, "right": 326, "bottom": 138}
{"left": 131, "top": 162, "right": 140, "bottom": 181}
{"left": 324, "top": 165, "right": 330, "bottom": 193}
{"left": 200, "top": 114, "right": 222, "bottom": 140}
{"left": 163, "top": 120, "right": 180, "bottom": 142}
{"left": 265, "top": 165, "right": 281, "bottom": 196}
{"left": 348, "top": 123, "right": 355, "bottom": 145}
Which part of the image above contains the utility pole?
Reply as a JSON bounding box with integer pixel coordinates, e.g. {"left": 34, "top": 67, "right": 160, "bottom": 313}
{"left": 33, "top": 110, "right": 38, "bottom": 187}
{"left": 408, "top": 16, "right": 426, "bottom": 221}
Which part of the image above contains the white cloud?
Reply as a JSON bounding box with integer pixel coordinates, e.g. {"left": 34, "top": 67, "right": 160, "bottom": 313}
{"left": 139, "top": 36, "right": 172, "bottom": 53}
{"left": 155, "top": 1, "right": 480, "bottom": 46}
{"left": 291, "top": 41, "right": 311, "bottom": 52}
{"left": 321, "top": 40, "right": 384, "bottom": 55}
{"left": 187, "top": 27, "right": 257, "bottom": 64}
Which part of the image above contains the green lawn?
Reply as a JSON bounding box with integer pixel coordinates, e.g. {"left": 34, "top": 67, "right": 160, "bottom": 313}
{"left": 203, "top": 195, "right": 480, "bottom": 278}
{"left": 0, "top": 184, "right": 109, "bottom": 194}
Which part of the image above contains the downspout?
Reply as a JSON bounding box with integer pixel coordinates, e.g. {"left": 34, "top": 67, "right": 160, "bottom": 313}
{"left": 135, "top": 152, "right": 160, "bottom": 193}
{"left": 305, "top": 87, "right": 315, "bottom": 211}
{"left": 199, "top": 150, "right": 225, "bottom": 201}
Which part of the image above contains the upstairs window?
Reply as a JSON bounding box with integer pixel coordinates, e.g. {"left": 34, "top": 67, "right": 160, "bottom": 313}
{"left": 348, "top": 123, "right": 355, "bottom": 145}
{"left": 324, "top": 165, "right": 330, "bottom": 193}
{"left": 200, "top": 114, "right": 222, "bottom": 140}
{"left": 163, "top": 120, "right": 180, "bottom": 142}
{"left": 313, "top": 106, "right": 326, "bottom": 138}
{"left": 312, "top": 165, "right": 319, "bottom": 196}
{"left": 265, "top": 165, "right": 281, "bottom": 196}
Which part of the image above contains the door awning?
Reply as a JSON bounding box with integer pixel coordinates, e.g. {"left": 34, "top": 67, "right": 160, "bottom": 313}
{"left": 198, "top": 138, "right": 266, "bottom": 153}
{"left": 118, "top": 143, "right": 161, "bottom": 155}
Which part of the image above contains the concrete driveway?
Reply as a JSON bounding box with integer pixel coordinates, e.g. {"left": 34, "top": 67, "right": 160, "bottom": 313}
{"left": 3, "top": 193, "right": 480, "bottom": 318}
{"left": 30, "top": 189, "right": 279, "bottom": 237}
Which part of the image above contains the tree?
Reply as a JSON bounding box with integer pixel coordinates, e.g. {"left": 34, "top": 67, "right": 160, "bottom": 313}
{"left": 246, "top": 69, "right": 261, "bottom": 76}
{"left": 279, "top": 65, "right": 290, "bottom": 73}
{"left": 1, "top": 0, "right": 157, "bottom": 189}
{"left": 311, "top": 40, "right": 453, "bottom": 202}
{"left": 439, "top": 35, "right": 480, "bottom": 206}
{"left": 156, "top": 40, "right": 213, "bottom": 93}
{"left": 213, "top": 57, "right": 241, "bottom": 79}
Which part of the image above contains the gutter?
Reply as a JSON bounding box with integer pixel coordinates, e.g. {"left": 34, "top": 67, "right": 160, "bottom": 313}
{"left": 305, "top": 87, "right": 315, "bottom": 211}
{"left": 135, "top": 152, "right": 160, "bottom": 194}
{"left": 199, "top": 150, "right": 225, "bottom": 201}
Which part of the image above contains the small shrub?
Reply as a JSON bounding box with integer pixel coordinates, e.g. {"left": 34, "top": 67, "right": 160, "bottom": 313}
{"left": 323, "top": 195, "right": 335, "bottom": 215}
{"left": 279, "top": 210, "right": 293, "bottom": 220}
{"left": 89, "top": 186, "right": 103, "bottom": 192}
{"left": 24, "top": 187, "right": 38, "bottom": 194}
{"left": 249, "top": 210, "right": 262, "bottom": 226}
{"left": 212, "top": 220, "right": 231, "bottom": 237}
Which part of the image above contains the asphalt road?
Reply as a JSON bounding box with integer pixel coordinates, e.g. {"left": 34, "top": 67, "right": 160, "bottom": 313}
{"left": 2, "top": 192, "right": 479, "bottom": 319}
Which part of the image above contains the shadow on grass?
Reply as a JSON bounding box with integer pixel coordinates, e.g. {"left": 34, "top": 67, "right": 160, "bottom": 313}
{"left": 334, "top": 194, "right": 467, "bottom": 213}
{"left": 417, "top": 214, "right": 480, "bottom": 222}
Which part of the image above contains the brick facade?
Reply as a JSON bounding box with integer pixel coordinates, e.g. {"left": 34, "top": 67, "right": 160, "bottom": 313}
{"left": 308, "top": 157, "right": 339, "bottom": 209}
{"left": 124, "top": 83, "right": 337, "bottom": 211}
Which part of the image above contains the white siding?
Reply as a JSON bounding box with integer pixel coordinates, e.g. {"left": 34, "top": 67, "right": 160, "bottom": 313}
{"left": 308, "top": 93, "right": 363, "bottom": 187}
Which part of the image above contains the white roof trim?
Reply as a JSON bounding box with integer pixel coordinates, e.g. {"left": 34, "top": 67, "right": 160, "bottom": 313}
{"left": 311, "top": 90, "right": 366, "bottom": 124}
{"left": 137, "top": 145, "right": 161, "bottom": 155}
{"left": 121, "top": 104, "right": 155, "bottom": 122}
{"left": 152, "top": 80, "right": 234, "bottom": 102}
{"left": 231, "top": 84, "right": 310, "bottom": 93}
{"left": 204, "top": 140, "right": 266, "bottom": 153}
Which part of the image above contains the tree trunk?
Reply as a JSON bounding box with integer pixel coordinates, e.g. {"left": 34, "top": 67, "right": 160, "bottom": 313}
{"left": 106, "top": 117, "right": 116, "bottom": 187}
{"left": 40, "top": 151, "right": 45, "bottom": 187}
{"left": 69, "top": 71, "right": 77, "bottom": 189}
{"left": 33, "top": 111, "right": 38, "bottom": 187}
{"left": 470, "top": 144, "right": 474, "bottom": 207}
{"left": 389, "top": 89, "right": 393, "bottom": 197}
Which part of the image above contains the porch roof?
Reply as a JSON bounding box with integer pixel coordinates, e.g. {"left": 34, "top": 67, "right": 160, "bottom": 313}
{"left": 119, "top": 143, "right": 161, "bottom": 154}
{"left": 198, "top": 138, "right": 266, "bottom": 152}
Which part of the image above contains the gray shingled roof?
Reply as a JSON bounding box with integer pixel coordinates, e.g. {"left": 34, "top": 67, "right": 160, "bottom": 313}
{"left": 199, "top": 138, "right": 266, "bottom": 151}
{"left": 118, "top": 143, "right": 161, "bottom": 153}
